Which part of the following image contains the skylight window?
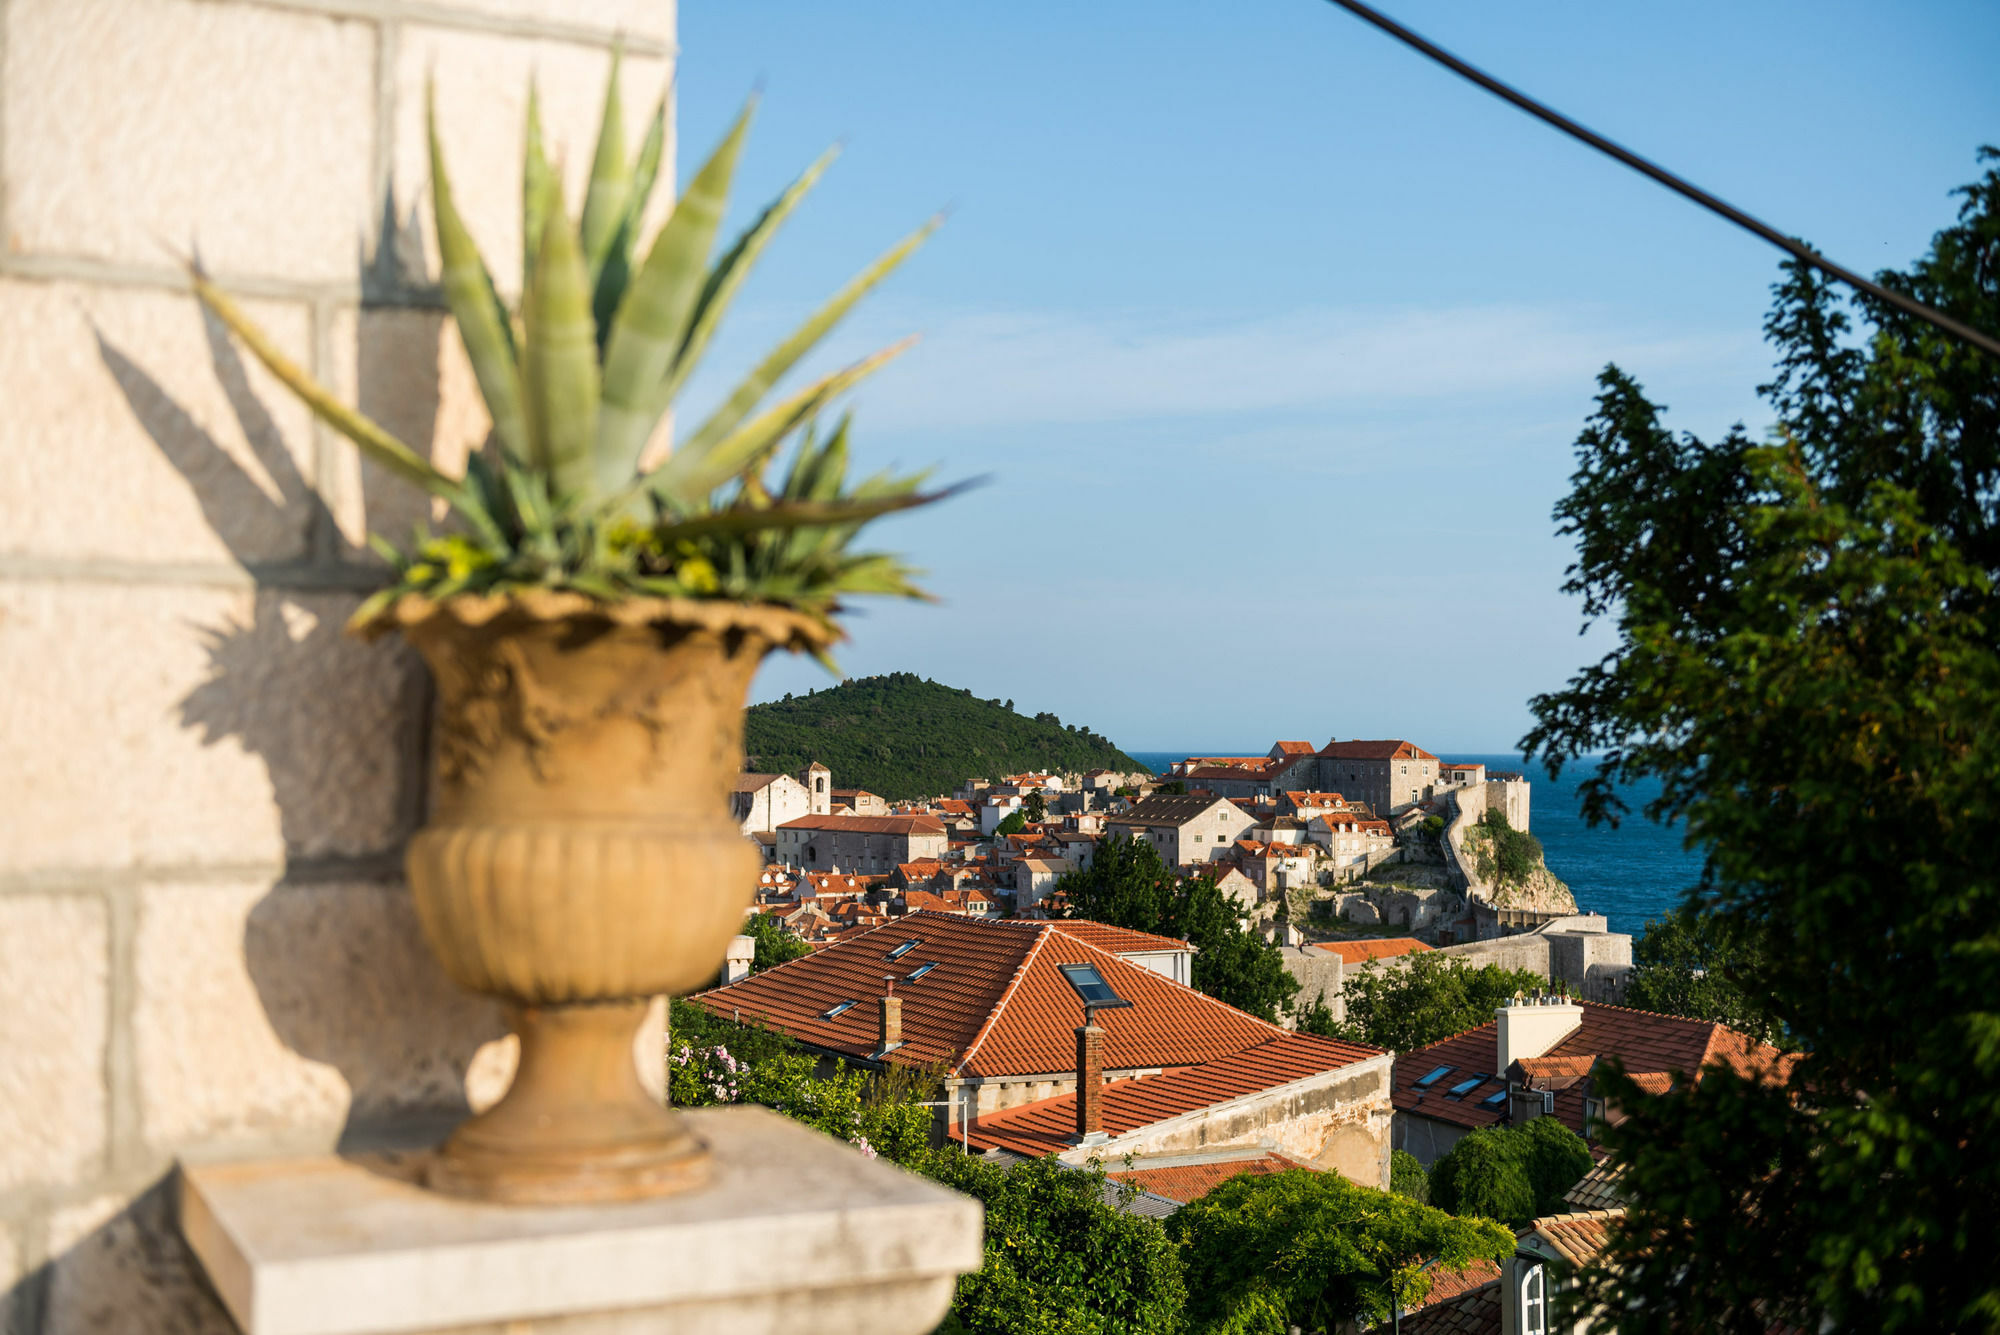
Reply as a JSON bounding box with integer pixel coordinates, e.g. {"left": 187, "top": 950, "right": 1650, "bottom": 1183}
{"left": 1445, "top": 1076, "right": 1488, "bottom": 1100}
{"left": 1413, "top": 1065, "right": 1455, "bottom": 1090}
{"left": 1058, "top": 963, "right": 1123, "bottom": 1007}
{"left": 820, "top": 1000, "right": 858, "bottom": 1019}
{"left": 907, "top": 962, "right": 937, "bottom": 981}
{"left": 886, "top": 939, "right": 922, "bottom": 960}
{"left": 1481, "top": 1088, "right": 1510, "bottom": 1108}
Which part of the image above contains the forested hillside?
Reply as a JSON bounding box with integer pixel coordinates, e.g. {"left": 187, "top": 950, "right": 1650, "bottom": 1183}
{"left": 743, "top": 673, "right": 1141, "bottom": 801}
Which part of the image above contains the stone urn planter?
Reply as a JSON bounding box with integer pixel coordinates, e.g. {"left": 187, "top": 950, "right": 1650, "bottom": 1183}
{"left": 194, "top": 60, "right": 948, "bottom": 1205}
{"left": 386, "top": 592, "right": 831, "bottom": 1203}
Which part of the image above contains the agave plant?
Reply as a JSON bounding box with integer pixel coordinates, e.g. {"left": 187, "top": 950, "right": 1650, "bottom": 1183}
{"left": 194, "top": 56, "right": 951, "bottom": 651}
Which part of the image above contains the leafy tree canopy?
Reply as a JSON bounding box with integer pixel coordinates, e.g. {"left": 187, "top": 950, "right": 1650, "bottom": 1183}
{"left": 1332, "top": 951, "right": 1545, "bottom": 1052}
{"left": 994, "top": 809, "right": 1028, "bottom": 837}
{"left": 1623, "top": 905, "right": 1788, "bottom": 1048}
{"left": 924, "top": 1152, "right": 1188, "bottom": 1335}
{"left": 1057, "top": 836, "right": 1298, "bottom": 1022}
{"left": 1022, "top": 791, "right": 1047, "bottom": 823}
{"left": 1168, "top": 1169, "right": 1512, "bottom": 1333}
{"left": 1524, "top": 151, "right": 2000, "bottom": 1332}
{"left": 743, "top": 672, "right": 1138, "bottom": 800}
{"left": 741, "top": 911, "right": 811, "bottom": 974}
{"left": 1389, "top": 1149, "right": 1431, "bottom": 1204}
{"left": 1429, "top": 1118, "right": 1593, "bottom": 1229}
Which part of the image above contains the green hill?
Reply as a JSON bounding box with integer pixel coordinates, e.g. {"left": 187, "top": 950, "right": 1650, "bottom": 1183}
{"left": 743, "top": 672, "right": 1141, "bottom": 802}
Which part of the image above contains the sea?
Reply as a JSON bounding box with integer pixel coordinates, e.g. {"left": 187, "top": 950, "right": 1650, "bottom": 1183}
{"left": 1125, "top": 751, "right": 1701, "bottom": 937}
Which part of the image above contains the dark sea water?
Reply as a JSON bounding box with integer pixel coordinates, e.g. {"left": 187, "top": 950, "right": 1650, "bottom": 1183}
{"left": 1125, "top": 750, "right": 1700, "bottom": 937}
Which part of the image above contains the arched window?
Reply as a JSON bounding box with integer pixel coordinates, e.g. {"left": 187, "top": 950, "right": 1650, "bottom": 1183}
{"left": 1518, "top": 1261, "right": 1548, "bottom": 1335}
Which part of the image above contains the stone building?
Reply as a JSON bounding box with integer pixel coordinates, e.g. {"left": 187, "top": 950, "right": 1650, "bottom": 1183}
{"left": 1314, "top": 739, "right": 1441, "bottom": 815}
{"left": 776, "top": 812, "right": 949, "bottom": 874}
{"left": 732, "top": 771, "right": 814, "bottom": 836}
{"left": 1105, "top": 793, "right": 1255, "bottom": 865}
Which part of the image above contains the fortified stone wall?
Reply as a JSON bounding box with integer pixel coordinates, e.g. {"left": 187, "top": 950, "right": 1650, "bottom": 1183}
{"left": 0, "top": 5, "right": 675, "bottom": 1330}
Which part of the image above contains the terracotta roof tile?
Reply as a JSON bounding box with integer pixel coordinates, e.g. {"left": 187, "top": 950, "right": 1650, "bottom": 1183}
{"left": 778, "top": 813, "right": 947, "bottom": 835}
{"left": 1106, "top": 1150, "right": 1310, "bottom": 1204}
{"left": 1393, "top": 1002, "right": 1792, "bottom": 1137}
{"left": 1386, "top": 1280, "right": 1499, "bottom": 1333}
{"left": 1561, "top": 1159, "right": 1626, "bottom": 1212}
{"left": 692, "top": 912, "right": 1285, "bottom": 1079}
{"left": 1413, "top": 1259, "right": 1503, "bottom": 1310}
{"left": 1053, "top": 921, "right": 1191, "bottom": 955}
{"left": 1526, "top": 1210, "right": 1624, "bottom": 1267}
{"left": 1316, "top": 938, "right": 1432, "bottom": 963}
{"left": 1318, "top": 739, "right": 1440, "bottom": 762}
{"left": 964, "top": 1032, "right": 1384, "bottom": 1155}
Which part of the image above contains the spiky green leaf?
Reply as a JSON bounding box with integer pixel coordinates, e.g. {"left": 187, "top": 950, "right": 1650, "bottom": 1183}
{"left": 578, "top": 46, "right": 632, "bottom": 283}
{"left": 520, "top": 193, "right": 602, "bottom": 506}
{"left": 637, "top": 339, "right": 914, "bottom": 508}
{"left": 593, "top": 99, "right": 756, "bottom": 491}
{"left": 428, "top": 85, "right": 530, "bottom": 466}
{"left": 677, "top": 215, "right": 940, "bottom": 462}
{"left": 522, "top": 81, "right": 556, "bottom": 294}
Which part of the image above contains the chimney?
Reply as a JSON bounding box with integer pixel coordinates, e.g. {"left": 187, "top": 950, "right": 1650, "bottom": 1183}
{"left": 721, "top": 934, "right": 755, "bottom": 985}
{"left": 874, "top": 978, "right": 903, "bottom": 1058}
{"left": 1074, "top": 1022, "right": 1107, "bottom": 1144}
{"left": 1495, "top": 992, "right": 1583, "bottom": 1073}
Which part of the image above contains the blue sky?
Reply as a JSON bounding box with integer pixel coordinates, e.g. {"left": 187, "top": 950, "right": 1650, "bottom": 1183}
{"left": 666, "top": 1, "right": 2000, "bottom": 752}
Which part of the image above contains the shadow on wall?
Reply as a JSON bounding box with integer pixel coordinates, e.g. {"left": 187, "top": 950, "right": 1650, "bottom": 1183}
{"left": 3, "top": 212, "right": 509, "bottom": 1333}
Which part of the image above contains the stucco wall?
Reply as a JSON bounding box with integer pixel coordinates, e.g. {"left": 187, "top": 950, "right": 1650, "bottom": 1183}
{"left": 0, "top": 5, "right": 675, "bottom": 1330}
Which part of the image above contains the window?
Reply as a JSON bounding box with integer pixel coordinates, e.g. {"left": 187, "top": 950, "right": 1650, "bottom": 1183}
{"left": 1057, "top": 963, "right": 1122, "bottom": 1006}
{"left": 907, "top": 962, "right": 937, "bottom": 981}
{"left": 1193, "top": 834, "right": 1203, "bottom": 843}
{"left": 820, "top": 1000, "right": 858, "bottom": 1019}
{"left": 1482, "top": 1088, "right": 1510, "bottom": 1108}
{"left": 1519, "top": 1261, "right": 1548, "bottom": 1335}
{"left": 886, "top": 939, "right": 922, "bottom": 960}
{"left": 1413, "top": 1065, "right": 1454, "bottom": 1090}
{"left": 1445, "top": 1075, "right": 1488, "bottom": 1100}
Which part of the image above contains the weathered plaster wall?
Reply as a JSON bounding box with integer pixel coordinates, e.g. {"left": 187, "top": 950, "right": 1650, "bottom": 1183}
{"left": 0, "top": 5, "right": 674, "bottom": 1330}
{"left": 1073, "top": 1055, "right": 1396, "bottom": 1190}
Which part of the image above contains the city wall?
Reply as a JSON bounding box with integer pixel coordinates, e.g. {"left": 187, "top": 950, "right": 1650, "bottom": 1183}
{"left": 0, "top": 4, "right": 675, "bottom": 1329}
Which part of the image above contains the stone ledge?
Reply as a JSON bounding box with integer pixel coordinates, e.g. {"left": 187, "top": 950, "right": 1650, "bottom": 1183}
{"left": 179, "top": 1105, "right": 982, "bottom": 1335}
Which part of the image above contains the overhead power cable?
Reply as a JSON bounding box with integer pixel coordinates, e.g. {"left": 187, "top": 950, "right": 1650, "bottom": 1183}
{"left": 1319, "top": 0, "right": 2000, "bottom": 361}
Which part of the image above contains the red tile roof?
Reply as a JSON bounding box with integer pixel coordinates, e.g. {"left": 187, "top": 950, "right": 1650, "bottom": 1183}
{"left": 964, "top": 1032, "right": 1384, "bottom": 1155}
{"left": 1393, "top": 1280, "right": 1499, "bottom": 1334}
{"left": 1054, "top": 920, "right": 1191, "bottom": 955}
{"left": 1525, "top": 1210, "right": 1623, "bottom": 1267}
{"left": 1106, "top": 1151, "right": 1312, "bottom": 1204}
{"left": 1413, "top": 1259, "right": 1503, "bottom": 1310}
{"left": 1316, "top": 938, "right": 1432, "bottom": 963}
{"left": 778, "top": 812, "right": 947, "bottom": 835}
{"left": 1270, "top": 741, "right": 1318, "bottom": 756}
{"left": 691, "top": 912, "right": 1285, "bottom": 1079}
{"left": 1318, "top": 739, "right": 1439, "bottom": 762}
{"left": 1393, "top": 1002, "right": 1795, "bottom": 1136}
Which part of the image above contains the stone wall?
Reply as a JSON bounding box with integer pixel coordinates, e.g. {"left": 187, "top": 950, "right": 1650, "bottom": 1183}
{"left": 0, "top": 4, "right": 675, "bottom": 1330}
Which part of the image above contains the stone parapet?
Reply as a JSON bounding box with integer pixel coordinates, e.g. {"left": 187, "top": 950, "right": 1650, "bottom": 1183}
{"left": 179, "top": 1106, "right": 981, "bottom": 1335}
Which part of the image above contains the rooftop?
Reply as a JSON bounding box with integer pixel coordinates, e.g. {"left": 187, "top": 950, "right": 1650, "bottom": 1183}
{"left": 692, "top": 912, "right": 1277, "bottom": 1079}
{"left": 1392, "top": 1001, "right": 1795, "bottom": 1135}
{"left": 1105, "top": 1149, "right": 1312, "bottom": 1206}
{"left": 778, "top": 812, "right": 948, "bottom": 836}
{"left": 1314, "top": 937, "right": 1432, "bottom": 964}
{"left": 1318, "top": 739, "right": 1440, "bottom": 762}
{"left": 1106, "top": 794, "right": 1238, "bottom": 827}
{"left": 963, "top": 1031, "right": 1384, "bottom": 1155}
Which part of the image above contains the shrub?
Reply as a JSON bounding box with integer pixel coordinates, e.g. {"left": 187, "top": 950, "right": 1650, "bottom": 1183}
{"left": 1429, "top": 1118, "right": 1592, "bottom": 1228}
{"left": 1390, "top": 1149, "right": 1431, "bottom": 1203}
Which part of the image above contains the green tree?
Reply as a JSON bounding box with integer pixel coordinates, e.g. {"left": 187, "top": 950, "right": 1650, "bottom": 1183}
{"left": 1022, "top": 791, "right": 1047, "bottom": 823}
{"left": 1469, "top": 807, "right": 1543, "bottom": 885}
{"left": 741, "top": 911, "right": 810, "bottom": 974}
{"left": 1291, "top": 990, "right": 1339, "bottom": 1037}
{"left": 1623, "top": 906, "right": 1787, "bottom": 1048}
{"left": 1389, "top": 1149, "right": 1431, "bottom": 1204}
{"left": 1168, "top": 1169, "right": 1512, "bottom": 1333}
{"left": 994, "top": 809, "right": 1028, "bottom": 837}
{"left": 921, "top": 1151, "right": 1188, "bottom": 1335}
{"left": 1429, "top": 1118, "right": 1592, "bottom": 1228}
{"left": 1332, "top": 952, "right": 1545, "bottom": 1052}
{"left": 1057, "top": 836, "right": 1298, "bottom": 1021}
{"left": 1523, "top": 152, "right": 2000, "bottom": 1332}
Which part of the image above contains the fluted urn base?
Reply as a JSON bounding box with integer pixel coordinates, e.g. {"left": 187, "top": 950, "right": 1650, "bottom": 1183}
{"left": 428, "top": 1001, "right": 707, "bottom": 1204}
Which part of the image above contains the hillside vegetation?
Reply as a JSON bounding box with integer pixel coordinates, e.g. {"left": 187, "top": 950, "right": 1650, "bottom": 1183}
{"left": 743, "top": 672, "right": 1140, "bottom": 801}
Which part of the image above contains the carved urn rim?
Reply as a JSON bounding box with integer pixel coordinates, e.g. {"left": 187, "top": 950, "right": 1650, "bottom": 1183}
{"left": 349, "top": 588, "right": 841, "bottom": 653}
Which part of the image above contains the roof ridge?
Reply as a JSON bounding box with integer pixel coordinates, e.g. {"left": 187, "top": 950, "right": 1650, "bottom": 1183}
{"left": 1045, "top": 926, "right": 1289, "bottom": 1039}
{"left": 952, "top": 922, "right": 1053, "bottom": 1077}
